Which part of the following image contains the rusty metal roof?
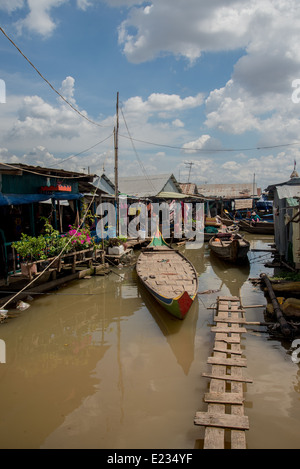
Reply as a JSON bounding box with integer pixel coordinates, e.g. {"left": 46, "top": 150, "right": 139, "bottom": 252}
{"left": 197, "top": 183, "right": 258, "bottom": 199}
{"left": 179, "top": 183, "right": 198, "bottom": 195}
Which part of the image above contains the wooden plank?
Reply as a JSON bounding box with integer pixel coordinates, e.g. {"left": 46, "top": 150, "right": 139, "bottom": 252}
{"left": 202, "top": 372, "right": 253, "bottom": 384}
{"left": 211, "top": 326, "right": 247, "bottom": 334}
{"left": 213, "top": 347, "right": 242, "bottom": 355}
{"left": 218, "top": 296, "right": 240, "bottom": 301}
{"left": 214, "top": 317, "right": 246, "bottom": 324}
{"left": 204, "top": 392, "right": 245, "bottom": 405}
{"left": 216, "top": 336, "right": 241, "bottom": 344}
{"left": 197, "top": 295, "right": 251, "bottom": 449}
{"left": 207, "top": 357, "right": 247, "bottom": 367}
{"left": 194, "top": 412, "right": 250, "bottom": 431}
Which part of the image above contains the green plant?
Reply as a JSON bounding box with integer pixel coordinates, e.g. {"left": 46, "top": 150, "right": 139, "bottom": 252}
{"left": 12, "top": 219, "right": 72, "bottom": 262}
{"left": 12, "top": 233, "right": 48, "bottom": 262}
{"left": 43, "top": 219, "right": 72, "bottom": 257}
{"left": 107, "top": 237, "right": 127, "bottom": 248}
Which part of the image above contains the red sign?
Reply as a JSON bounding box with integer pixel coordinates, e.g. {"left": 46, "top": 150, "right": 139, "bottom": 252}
{"left": 40, "top": 184, "right": 72, "bottom": 193}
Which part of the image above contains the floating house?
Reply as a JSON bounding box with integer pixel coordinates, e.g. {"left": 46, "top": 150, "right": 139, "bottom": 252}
{"left": 0, "top": 163, "right": 96, "bottom": 277}
{"left": 267, "top": 170, "right": 300, "bottom": 269}
{"left": 118, "top": 173, "right": 183, "bottom": 199}
{"left": 197, "top": 182, "right": 260, "bottom": 216}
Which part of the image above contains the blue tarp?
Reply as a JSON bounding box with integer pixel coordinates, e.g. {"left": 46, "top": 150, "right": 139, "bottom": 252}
{"left": 0, "top": 193, "right": 83, "bottom": 206}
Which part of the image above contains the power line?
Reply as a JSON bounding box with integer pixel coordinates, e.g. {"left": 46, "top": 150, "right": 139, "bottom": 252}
{"left": 120, "top": 106, "right": 158, "bottom": 192}
{"left": 2, "top": 25, "right": 300, "bottom": 156}
{"left": 119, "top": 134, "right": 300, "bottom": 154}
{"left": 0, "top": 161, "right": 90, "bottom": 179}
{"left": 0, "top": 26, "right": 113, "bottom": 130}
{"left": 47, "top": 132, "right": 114, "bottom": 168}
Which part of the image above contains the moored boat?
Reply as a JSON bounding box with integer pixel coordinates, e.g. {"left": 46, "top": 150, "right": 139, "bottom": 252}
{"left": 239, "top": 219, "right": 274, "bottom": 235}
{"left": 209, "top": 232, "right": 250, "bottom": 263}
{"left": 136, "top": 230, "right": 199, "bottom": 320}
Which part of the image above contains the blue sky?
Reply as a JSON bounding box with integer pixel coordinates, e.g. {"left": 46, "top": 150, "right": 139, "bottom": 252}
{"left": 1, "top": 0, "right": 300, "bottom": 190}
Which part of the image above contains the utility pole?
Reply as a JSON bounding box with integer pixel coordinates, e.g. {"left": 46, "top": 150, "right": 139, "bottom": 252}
{"left": 114, "top": 92, "right": 119, "bottom": 236}
{"left": 185, "top": 162, "right": 194, "bottom": 184}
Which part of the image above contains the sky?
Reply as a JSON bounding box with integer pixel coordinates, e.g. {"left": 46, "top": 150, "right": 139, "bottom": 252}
{"left": 1, "top": 0, "right": 300, "bottom": 191}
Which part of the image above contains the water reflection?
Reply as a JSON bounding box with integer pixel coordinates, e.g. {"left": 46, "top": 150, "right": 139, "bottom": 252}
{"left": 209, "top": 255, "right": 250, "bottom": 298}
{"left": 2, "top": 235, "right": 300, "bottom": 449}
{"left": 137, "top": 281, "right": 199, "bottom": 375}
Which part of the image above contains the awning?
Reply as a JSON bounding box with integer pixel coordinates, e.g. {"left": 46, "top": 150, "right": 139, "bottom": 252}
{"left": 0, "top": 193, "right": 83, "bottom": 206}
{"left": 156, "top": 192, "right": 191, "bottom": 199}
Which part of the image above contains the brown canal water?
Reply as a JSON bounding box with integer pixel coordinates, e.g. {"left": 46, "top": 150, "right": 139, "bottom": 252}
{"left": 0, "top": 234, "right": 300, "bottom": 449}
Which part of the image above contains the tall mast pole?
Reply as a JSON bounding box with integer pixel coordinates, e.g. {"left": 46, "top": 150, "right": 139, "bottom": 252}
{"left": 114, "top": 92, "right": 119, "bottom": 236}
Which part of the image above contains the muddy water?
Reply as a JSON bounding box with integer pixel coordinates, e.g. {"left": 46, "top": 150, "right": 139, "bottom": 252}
{"left": 0, "top": 234, "right": 300, "bottom": 449}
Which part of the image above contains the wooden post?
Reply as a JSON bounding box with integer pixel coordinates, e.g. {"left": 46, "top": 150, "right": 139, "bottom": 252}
{"left": 260, "top": 273, "right": 293, "bottom": 338}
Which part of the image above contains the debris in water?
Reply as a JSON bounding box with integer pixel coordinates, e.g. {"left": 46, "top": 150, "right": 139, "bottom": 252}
{"left": 198, "top": 289, "right": 221, "bottom": 295}
{"left": 16, "top": 301, "right": 30, "bottom": 311}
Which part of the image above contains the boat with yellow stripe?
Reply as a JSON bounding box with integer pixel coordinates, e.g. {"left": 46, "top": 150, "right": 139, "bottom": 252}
{"left": 136, "top": 230, "right": 199, "bottom": 320}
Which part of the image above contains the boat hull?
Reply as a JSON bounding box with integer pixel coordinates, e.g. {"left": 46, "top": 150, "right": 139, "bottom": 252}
{"left": 239, "top": 220, "right": 274, "bottom": 235}
{"left": 140, "top": 281, "right": 194, "bottom": 320}
{"left": 209, "top": 235, "right": 250, "bottom": 263}
{"left": 136, "top": 246, "right": 198, "bottom": 320}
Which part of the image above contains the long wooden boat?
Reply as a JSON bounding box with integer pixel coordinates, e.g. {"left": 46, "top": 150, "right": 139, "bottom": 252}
{"left": 209, "top": 233, "right": 250, "bottom": 263}
{"left": 239, "top": 219, "right": 274, "bottom": 235}
{"left": 136, "top": 230, "right": 199, "bottom": 320}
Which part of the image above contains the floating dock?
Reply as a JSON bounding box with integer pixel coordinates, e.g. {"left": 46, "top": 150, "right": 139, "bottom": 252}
{"left": 194, "top": 296, "right": 252, "bottom": 450}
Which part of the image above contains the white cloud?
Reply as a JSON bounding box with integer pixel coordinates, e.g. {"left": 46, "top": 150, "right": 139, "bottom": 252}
{"left": 182, "top": 135, "right": 222, "bottom": 154}
{"left": 15, "top": 0, "right": 67, "bottom": 37}
{"left": 0, "top": 0, "right": 24, "bottom": 12}
{"left": 172, "top": 119, "right": 184, "bottom": 128}
{"left": 117, "top": 0, "right": 256, "bottom": 64}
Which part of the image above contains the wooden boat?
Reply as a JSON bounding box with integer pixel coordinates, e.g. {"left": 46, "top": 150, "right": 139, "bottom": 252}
{"left": 136, "top": 230, "right": 199, "bottom": 320}
{"left": 239, "top": 219, "right": 274, "bottom": 235}
{"left": 204, "top": 224, "right": 239, "bottom": 242}
{"left": 209, "top": 233, "right": 250, "bottom": 263}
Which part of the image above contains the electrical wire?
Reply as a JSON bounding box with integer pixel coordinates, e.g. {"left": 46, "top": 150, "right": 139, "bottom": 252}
{"left": 119, "top": 133, "right": 300, "bottom": 154}
{"left": 0, "top": 182, "right": 100, "bottom": 310}
{"left": 47, "top": 132, "right": 114, "bottom": 168}
{"left": 0, "top": 26, "right": 113, "bottom": 130}
{"left": 2, "top": 26, "right": 300, "bottom": 158}
{"left": 0, "top": 161, "right": 91, "bottom": 179}
{"left": 120, "top": 106, "right": 157, "bottom": 192}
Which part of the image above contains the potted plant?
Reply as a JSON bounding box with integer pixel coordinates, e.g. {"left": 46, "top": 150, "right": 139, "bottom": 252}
{"left": 12, "top": 219, "right": 72, "bottom": 277}
{"left": 107, "top": 237, "right": 127, "bottom": 255}
{"left": 12, "top": 233, "right": 48, "bottom": 277}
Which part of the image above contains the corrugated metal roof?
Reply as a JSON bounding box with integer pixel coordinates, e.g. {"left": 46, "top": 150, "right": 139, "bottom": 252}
{"left": 276, "top": 185, "right": 300, "bottom": 200}
{"left": 118, "top": 174, "right": 181, "bottom": 198}
{"left": 197, "top": 183, "right": 258, "bottom": 199}
{"left": 179, "top": 183, "right": 198, "bottom": 195}
{"left": 157, "top": 191, "right": 190, "bottom": 199}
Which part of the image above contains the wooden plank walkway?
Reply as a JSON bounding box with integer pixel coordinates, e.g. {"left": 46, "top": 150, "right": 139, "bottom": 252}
{"left": 194, "top": 296, "right": 252, "bottom": 450}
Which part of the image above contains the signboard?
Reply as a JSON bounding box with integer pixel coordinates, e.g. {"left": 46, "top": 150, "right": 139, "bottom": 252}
{"left": 40, "top": 184, "right": 72, "bottom": 193}
{"left": 234, "top": 199, "right": 253, "bottom": 210}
